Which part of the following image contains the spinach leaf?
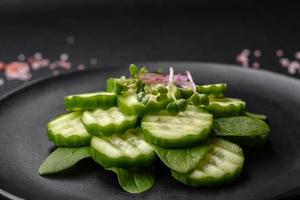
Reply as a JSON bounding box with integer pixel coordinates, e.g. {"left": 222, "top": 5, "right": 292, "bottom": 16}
{"left": 39, "top": 146, "right": 91, "bottom": 175}
{"left": 107, "top": 165, "right": 155, "bottom": 193}
{"left": 213, "top": 116, "right": 270, "bottom": 146}
{"left": 245, "top": 112, "right": 267, "bottom": 120}
{"left": 153, "top": 141, "right": 210, "bottom": 173}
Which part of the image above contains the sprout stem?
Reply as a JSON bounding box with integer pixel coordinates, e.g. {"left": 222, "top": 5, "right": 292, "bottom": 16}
{"left": 186, "top": 70, "right": 197, "bottom": 93}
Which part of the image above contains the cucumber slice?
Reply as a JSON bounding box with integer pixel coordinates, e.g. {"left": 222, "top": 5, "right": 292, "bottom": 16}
{"left": 106, "top": 78, "right": 119, "bottom": 92}
{"left": 141, "top": 105, "right": 213, "bottom": 148}
{"left": 47, "top": 112, "right": 91, "bottom": 147}
{"left": 171, "top": 137, "right": 244, "bottom": 186}
{"left": 64, "top": 92, "right": 117, "bottom": 111}
{"left": 213, "top": 116, "right": 270, "bottom": 146}
{"left": 91, "top": 129, "right": 156, "bottom": 168}
{"left": 118, "top": 93, "right": 169, "bottom": 115}
{"left": 81, "top": 107, "right": 137, "bottom": 136}
{"left": 196, "top": 83, "right": 227, "bottom": 97}
{"left": 153, "top": 140, "right": 210, "bottom": 173}
{"left": 117, "top": 93, "right": 145, "bottom": 115}
{"left": 208, "top": 97, "right": 246, "bottom": 117}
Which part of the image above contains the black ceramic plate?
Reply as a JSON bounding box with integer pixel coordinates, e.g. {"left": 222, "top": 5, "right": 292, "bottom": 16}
{"left": 1, "top": 62, "right": 300, "bottom": 200}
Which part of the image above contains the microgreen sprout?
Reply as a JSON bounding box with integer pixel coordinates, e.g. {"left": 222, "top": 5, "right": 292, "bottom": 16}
{"left": 166, "top": 67, "right": 187, "bottom": 114}
{"left": 185, "top": 70, "right": 209, "bottom": 106}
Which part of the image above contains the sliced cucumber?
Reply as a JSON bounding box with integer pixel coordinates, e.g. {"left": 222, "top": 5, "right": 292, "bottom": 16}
{"left": 117, "top": 93, "right": 145, "bottom": 115}
{"left": 64, "top": 92, "right": 117, "bottom": 111}
{"left": 47, "top": 112, "right": 91, "bottom": 147}
{"left": 91, "top": 129, "right": 156, "bottom": 168}
{"left": 81, "top": 107, "right": 137, "bottom": 136}
{"left": 153, "top": 140, "right": 210, "bottom": 173}
{"left": 208, "top": 97, "right": 246, "bottom": 117}
{"left": 171, "top": 137, "right": 244, "bottom": 186}
{"left": 118, "top": 92, "right": 169, "bottom": 115}
{"left": 196, "top": 83, "right": 227, "bottom": 97}
{"left": 106, "top": 78, "right": 119, "bottom": 93}
{"left": 141, "top": 105, "right": 213, "bottom": 148}
{"left": 213, "top": 116, "right": 270, "bottom": 146}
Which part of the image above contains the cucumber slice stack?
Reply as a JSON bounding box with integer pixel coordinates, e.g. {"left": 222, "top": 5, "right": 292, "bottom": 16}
{"left": 40, "top": 65, "right": 271, "bottom": 194}
{"left": 171, "top": 138, "right": 244, "bottom": 186}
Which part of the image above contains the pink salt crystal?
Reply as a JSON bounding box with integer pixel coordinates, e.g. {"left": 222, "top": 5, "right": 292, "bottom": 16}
{"left": 0, "top": 62, "right": 5, "bottom": 71}
{"left": 279, "top": 58, "right": 290, "bottom": 68}
{"left": 288, "top": 61, "right": 300, "bottom": 74}
{"left": 77, "top": 64, "right": 85, "bottom": 71}
{"left": 31, "top": 62, "right": 41, "bottom": 70}
{"left": 49, "top": 62, "right": 58, "bottom": 70}
{"left": 5, "top": 62, "right": 31, "bottom": 80}
{"left": 33, "top": 52, "right": 42, "bottom": 60}
{"left": 252, "top": 62, "right": 260, "bottom": 69}
{"left": 254, "top": 50, "right": 261, "bottom": 57}
{"left": 59, "top": 61, "right": 71, "bottom": 69}
{"left": 295, "top": 51, "right": 300, "bottom": 60}
{"left": 60, "top": 53, "right": 69, "bottom": 61}
{"left": 276, "top": 49, "right": 284, "bottom": 57}
{"left": 241, "top": 49, "right": 250, "bottom": 55}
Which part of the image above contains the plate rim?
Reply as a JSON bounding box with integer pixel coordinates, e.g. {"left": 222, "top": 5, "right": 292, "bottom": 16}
{"left": 1, "top": 61, "right": 300, "bottom": 200}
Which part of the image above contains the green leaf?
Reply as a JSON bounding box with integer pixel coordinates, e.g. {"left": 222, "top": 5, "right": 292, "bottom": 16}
{"left": 213, "top": 116, "right": 270, "bottom": 146}
{"left": 153, "top": 141, "right": 210, "bottom": 173}
{"left": 107, "top": 165, "right": 155, "bottom": 193}
{"left": 129, "top": 64, "right": 138, "bottom": 77}
{"left": 245, "top": 111, "right": 267, "bottom": 120}
{"left": 39, "top": 146, "right": 91, "bottom": 175}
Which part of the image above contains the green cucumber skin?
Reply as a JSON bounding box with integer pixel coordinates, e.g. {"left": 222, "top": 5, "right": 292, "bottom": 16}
{"left": 47, "top": 129, "right": 91, "bottom": 147}
{"left": 64, "top": 92, "right": 117, "bottom": 111}
{"left": 197, "top": 83, "right": 227, "bottom": 98}
{"left": 208, "top": 98, "right": 246, "bottom": 117}
{"left": 171, "top": 138, "right": 244, "bottom": 187}
{"left": 171, "top": 165, "right": 243, "bottom": 187}
{"left": 82, "top": 118, "right": 137, "bottom": 137}
{"left": 84, "top": 121, "right": 136, "bottom": 136}
{"left": 179, "top": 83, "right": 227, "bottom": 99}
{"left": 142, "top": 126, "right": 211, "bottom": 148}
{"left": 106, "top": 78, "right": 118, "bottom": 92}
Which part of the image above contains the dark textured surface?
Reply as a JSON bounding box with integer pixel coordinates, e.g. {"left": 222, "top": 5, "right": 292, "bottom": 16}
{"left": 1, "top": 1, "right": 300, "bottom": 98}
{"left": 0, "top": 62, "right": 300, "bottom": 200}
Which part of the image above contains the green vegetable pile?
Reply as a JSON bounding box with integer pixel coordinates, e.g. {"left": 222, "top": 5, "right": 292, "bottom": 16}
{"left": 39, "top": 64, "right": 270, "bottom": 193}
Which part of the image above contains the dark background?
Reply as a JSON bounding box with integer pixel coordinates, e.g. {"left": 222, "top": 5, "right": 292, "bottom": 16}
{"left": 0, "top": 0, "right": 299, "bottom": 95}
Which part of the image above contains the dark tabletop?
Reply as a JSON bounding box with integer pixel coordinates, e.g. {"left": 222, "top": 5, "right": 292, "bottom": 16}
{"left": 0, "top": 0, "right": 300, "bottom": 96}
